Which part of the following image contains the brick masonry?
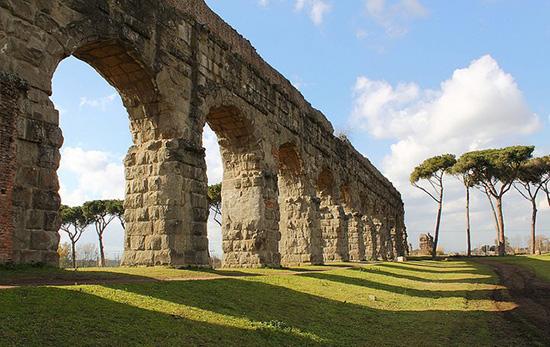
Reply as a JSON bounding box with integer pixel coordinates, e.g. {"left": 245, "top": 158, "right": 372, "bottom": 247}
{"left": 0, "top": 73, "right": 27, "bottom": 264}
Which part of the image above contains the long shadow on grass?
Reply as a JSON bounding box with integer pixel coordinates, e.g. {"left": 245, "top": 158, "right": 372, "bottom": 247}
{"left": 401, "top": 260, "right": 473, "bottom": 268}
{"left": 0, "top": 285, "right": 315, "bottom": 346}
{"left": 377, "top": 262, "right": 477, "bottom": 274}
{"left": 0, "top": 266, "right": 263, "bottom": 286}
{"left": 353, "top": 267, "right": 494, "bottom": 285}
{"left": 100, "top": 276, "right": 536, "bottom": 346}
{"left": 1, "top": 267, "right": 543, "bottom": 345}
{"left": 298, "top": 272, "right": 502, "bottom": 300}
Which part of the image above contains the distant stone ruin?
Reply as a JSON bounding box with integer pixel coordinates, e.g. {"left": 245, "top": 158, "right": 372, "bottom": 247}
{"left": 419, "top": 234, "right": 434, "bottom": 256}
{"left": 0, "top": 0, "right": 407, "bottom": 268}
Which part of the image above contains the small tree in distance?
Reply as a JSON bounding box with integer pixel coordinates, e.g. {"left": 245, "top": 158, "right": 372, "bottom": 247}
{"left": 59, "top": 205, "right": 90, "bottom": 269}
{"left": 208, "top": 183, "right": 222, "bottom": 227}
{"left": 410, "top": 154, "right": 457, "bottom": 258}
{"left": 83, "top": 200, "right": 117, "bottom": 267}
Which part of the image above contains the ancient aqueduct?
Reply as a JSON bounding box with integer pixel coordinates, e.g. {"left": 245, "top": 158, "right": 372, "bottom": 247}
{"left": 0, "top": 0, "right": 407, "bottom": 268}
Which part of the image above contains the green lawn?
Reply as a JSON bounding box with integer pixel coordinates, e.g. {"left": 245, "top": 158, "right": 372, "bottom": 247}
{"left": 0, "top": 260, "right": 543, "bottom": 346}
{"left": 481, "top": 254, "right": 550, "bottom": 282}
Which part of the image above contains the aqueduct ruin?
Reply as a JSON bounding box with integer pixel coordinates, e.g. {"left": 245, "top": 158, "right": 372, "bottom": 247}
{"left": 0, "top": 0, "right": 407, "bottom": 267}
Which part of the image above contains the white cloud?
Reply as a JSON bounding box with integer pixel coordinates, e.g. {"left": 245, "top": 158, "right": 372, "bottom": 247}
{"left": 58, "top": 147, "right": 125, "bottom": 206}
{"left": 79, "top": 93, "right": 118, "bottom": 111}
{"left": 203, "top": 124, "right": 223, "bottom": 185}
{"left": 350, "top": 54, "right": 546, "bottom": 252}
{"left": 356, "top": 29, "right": 369, "bottom": 39}
{"left": 258, "top": 0, "right": 269, "bottom": 7}
{"left": 294, "top": 0, "right": 331, "bottom": 26}
{"left": 365, "top": 0, "right": 428, "bottom": 37}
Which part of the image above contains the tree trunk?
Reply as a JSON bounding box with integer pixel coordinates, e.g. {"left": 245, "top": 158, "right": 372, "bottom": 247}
{"left": 98, "top": 234, "right": 106, "bottom": 267}
{"left": 466, "top": 187, "right": 471, "bottom": 257}
{"left": 432, "top": 199, "right": 443, "bottom": 259}
{"left": 484, "top": 189, "right": 500, "bottom": 248}
{"left": 71, "top": 241, "right": 77, "bottom": 269}
{"left": 531, "top": 199, "right": 537, "bottom": 255}
{"left": 495, "top": 197, "right": 506, "bottom": 256}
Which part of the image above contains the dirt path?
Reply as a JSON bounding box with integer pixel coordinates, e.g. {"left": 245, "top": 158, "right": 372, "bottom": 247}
{"left": 476, "top": 259, "right": 550, "bottom": 343}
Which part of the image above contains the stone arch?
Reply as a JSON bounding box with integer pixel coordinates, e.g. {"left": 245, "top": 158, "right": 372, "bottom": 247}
{"left": 359, "top": 191, "right": 377, "bottom": 261}
{"left": 70, "top": 40, "right": 160, "bottom": 143}
{"left": 315, "top": 167, "right": 348, "bottom": 262}
{"left": 0, "top": 1, "right": 198, "bottom": 265}
{"left": 275, "top": 142, "right": 322, "bottom": 265}
{"left": 4, "top": 29, "right": 173, "bottom": 265}
{"left": 340, "top": 184, "right": 352, "bottom": 208}
{"left": 340, "top": 182, "right": 366, "bottom": 262}
{"left": 278, "top": 143, "right": 302, "bottom": 176}
{"left": 317, "top": 167, "right": 335, "bottom": 199}
{"left": 196, "top": 90, "right": 281, "bottom": 268}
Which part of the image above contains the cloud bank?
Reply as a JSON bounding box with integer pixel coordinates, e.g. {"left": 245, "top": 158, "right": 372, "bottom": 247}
{"left": 350, "top": 55, "right": 545, "bottom": 251}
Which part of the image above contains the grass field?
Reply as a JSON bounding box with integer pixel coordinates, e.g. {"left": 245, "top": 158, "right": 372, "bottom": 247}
{"left": 0, "top": 259, "right": 546, "bottom": 346}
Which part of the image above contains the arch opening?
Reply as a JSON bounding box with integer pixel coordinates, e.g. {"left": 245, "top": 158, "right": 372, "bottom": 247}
{"left": 71, "top": 40, "right": 159, "bottom": 144}
{"left": 341, "top": 183, "right": 366, "bottom": 262}
{"left": 276, "top": 143, "right": 312, "bottom": 265}
{"left": 52, "top": 56, "right": 131, "bottom": 267}
{"left": 316, "top": 168, "right": 349, "bottom": 262}
{"left": 202, "top": 105, "right": 280, "bottom": 268}
{"left": 38, "top": 39, "right": 163, "bottom": 267}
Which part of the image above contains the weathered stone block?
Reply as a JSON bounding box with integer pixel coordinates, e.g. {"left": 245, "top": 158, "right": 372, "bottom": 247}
{"left": 30, "top": 230, "right": 57, "bottom": 251}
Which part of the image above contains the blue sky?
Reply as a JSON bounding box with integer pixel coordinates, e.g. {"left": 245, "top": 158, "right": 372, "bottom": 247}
{"left": 52, "top": 0, "right": 550, "bottom": 258}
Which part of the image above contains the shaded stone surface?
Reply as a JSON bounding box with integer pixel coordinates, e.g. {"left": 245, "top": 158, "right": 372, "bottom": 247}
{"left": 419, "top": 234, "right": 434, "bottom": 256}
{"left": 0, "top": 0, "right": 407, "bottom": 268}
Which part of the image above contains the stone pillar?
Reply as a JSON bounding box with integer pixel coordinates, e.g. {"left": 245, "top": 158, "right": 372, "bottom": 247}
{"left": 373, "top": 217, "right": 387, "bottom": 261}
{"left": 222, "top": 168, "right": 280, "bottom": 268}
{"left": 319, "top": 201, "right": 349, "bottom": 262}
{"left": 378, "top": 213, "right": 395, "bottom": 261}
{"left": 278, "top": 179, "right": 324, "bottom": 266}
{"left": 347, "top": 212, "right": 366, "bottom": 261}
{"left": 121, "top": 139, "right": 210, "bottom": 267}
{"left": 340, "top": 185, "right": 364, "bottom": 262}
{"left": 316, "top": 169, "right": 349, "bottom": 263}
{"left": 363, "top": 215, "right": 377, "bottom": 261}
{"left": 4, "top": 81, "right": 62, "bottom": 266}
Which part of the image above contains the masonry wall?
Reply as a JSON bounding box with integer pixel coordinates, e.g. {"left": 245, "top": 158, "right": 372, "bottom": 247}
{"left": 0, "top": 73, "right": 26, "bottom": 263}
{"left": 0, "top": 0, "right": 407, "bottom": 268}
